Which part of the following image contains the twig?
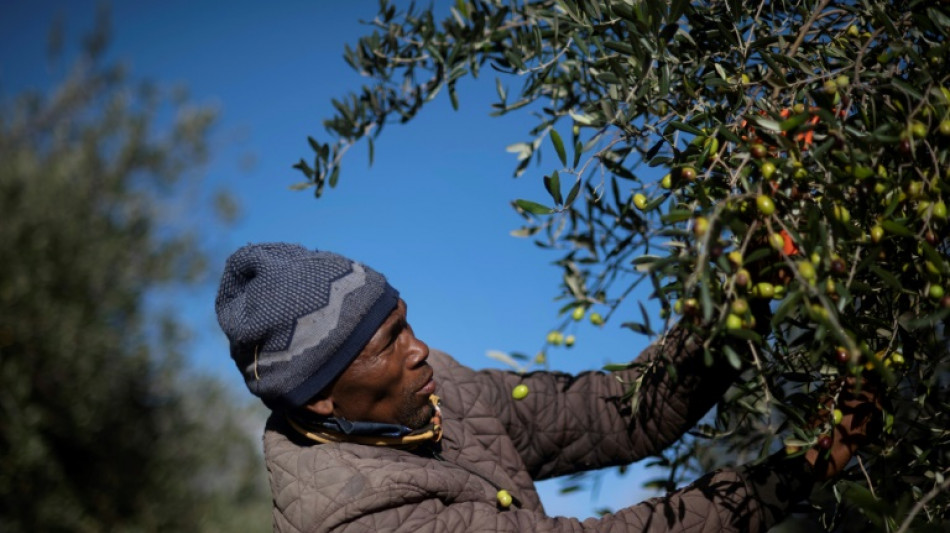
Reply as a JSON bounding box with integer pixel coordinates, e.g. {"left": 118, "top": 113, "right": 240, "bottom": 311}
{"left": 769, "top": 0, "right": 832, "bottom": 101}
{"left": 895, "top": 471, "right": 950, "bottom": 533}
{"left": 372, "top": 50, "right": 431, "bottom": 65}
{"left": 852, "top": 27, "right": 884, "bottom": 86}
{"left": 785, "top": 0, "right": 832, "bottom": 61}
{"left": 747, "top": 340, "right": 773, "bottom": 406}
{"left": 518, "top": 37, "right": 573, "bottom": 75}
{"left": 856, "top": 455, "right": 876, "bottom": 499}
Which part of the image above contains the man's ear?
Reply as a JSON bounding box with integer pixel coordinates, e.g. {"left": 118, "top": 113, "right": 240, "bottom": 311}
{"left": 305, "top": 396, "right": 335, "bottom": 417}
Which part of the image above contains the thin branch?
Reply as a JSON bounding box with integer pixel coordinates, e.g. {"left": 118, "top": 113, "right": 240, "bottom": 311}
{"left": 856, "top": 455, "right": 877, "bottom": 499}
{"left": 895, "top": 471, "right": 950, "bottom": 533}
{"left": 769, "top": 0, "right": 832, "bottom": 101}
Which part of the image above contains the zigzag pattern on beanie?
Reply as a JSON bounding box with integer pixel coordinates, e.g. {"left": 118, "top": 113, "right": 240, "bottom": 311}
{"left": 215, "top": 243, "right": 399, "bottom": 411}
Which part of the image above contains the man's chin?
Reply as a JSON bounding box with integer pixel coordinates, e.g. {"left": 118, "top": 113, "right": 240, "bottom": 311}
{"left": 403, "top": 402, "right": 436, "bottom": 430}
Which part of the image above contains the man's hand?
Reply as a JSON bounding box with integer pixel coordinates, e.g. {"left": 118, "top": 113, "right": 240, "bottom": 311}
{"left": 804, "top": 377, "right": 882, "bottom": 481}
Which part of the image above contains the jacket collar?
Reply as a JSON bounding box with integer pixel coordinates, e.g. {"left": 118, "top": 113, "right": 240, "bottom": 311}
{"left": 286, "top": 395, "right": 443, "bottom": 449}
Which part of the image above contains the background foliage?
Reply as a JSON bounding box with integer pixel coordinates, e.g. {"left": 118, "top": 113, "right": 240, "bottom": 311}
{"left": 300, "top": 0, "right": 950, "bottom": 530}
{"left": 0, "top": 14, "right": 269, "bottom": 532}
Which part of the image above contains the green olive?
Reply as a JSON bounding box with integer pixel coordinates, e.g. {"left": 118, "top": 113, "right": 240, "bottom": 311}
{"left": 693, "top": 216, "right": 710, "bottom": 237}
{"left": 731, "top": 298, "right": 749, "bottom": 315}
{"left": 511, "top": 384, "right": 529, "bottom": 400}
{"left": 633, "top": 193, "right": 648, "bottom": 210}
{"left": 756, "top": 195, "right": 776, "bottom": 216}
{"left": 571, "top": 306, "right": 586, "bottom": 321}
{"left": 768, "top": 232, "right": 785, "bottom": 250}
{"left": 833, "top": 204, "right": 851, "bottom": 224}
{"left": 496, "top": 489, "right": 513, "bottom": 508}
{"left": 933, "top": 200, "right": 947, "bottom": 219}
{"left": 751, "top": 282, "right": 775, "bottom": 299}
{"left": 870, "top": 225, "right": 885, "bottom": 243}
{"left": 727, "top": 251, "right": 743, "bottom": 267}
{"left": 797, "top": 260, "right": 817, "bottom": 281}
{"left": 930, "top": 284, "right": 946, "bottom": 300}
{"left": 725, "top": 313, "right": 744, "bottom": 330}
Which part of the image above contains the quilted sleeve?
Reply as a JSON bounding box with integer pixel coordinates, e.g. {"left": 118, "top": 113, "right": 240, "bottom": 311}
{"left": 474, "top": 324, "right": 741, "bottom": 480}
{"left": 318, "top": 455, "right": 811, "bottom": 533}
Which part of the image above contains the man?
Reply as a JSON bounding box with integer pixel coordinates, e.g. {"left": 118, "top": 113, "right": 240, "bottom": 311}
{"left": 215, "top": 242, "right": 874, "bottom": 532}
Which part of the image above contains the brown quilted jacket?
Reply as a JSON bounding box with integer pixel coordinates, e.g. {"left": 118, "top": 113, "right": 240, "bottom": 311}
{"left": 263, "top": 328, "right": 810, "bottom": 532}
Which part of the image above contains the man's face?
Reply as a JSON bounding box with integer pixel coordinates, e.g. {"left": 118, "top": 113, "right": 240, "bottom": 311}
{"left": 311, "top": 299, "right": 436, "bottom": 430}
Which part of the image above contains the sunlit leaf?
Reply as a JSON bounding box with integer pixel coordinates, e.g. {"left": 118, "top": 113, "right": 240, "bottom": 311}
{"left": 550, "top": 129, "right": 567, "bottom": 166}
{"left": 544, "top": 171, "right": 563, "bottom": 205}
{"left": 514, "top": 199, "right": 554, "bottom": 215}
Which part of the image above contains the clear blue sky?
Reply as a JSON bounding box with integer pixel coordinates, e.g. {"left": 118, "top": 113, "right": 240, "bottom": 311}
{"left": 1, "top": 1, "right": 667, "bottom": 518}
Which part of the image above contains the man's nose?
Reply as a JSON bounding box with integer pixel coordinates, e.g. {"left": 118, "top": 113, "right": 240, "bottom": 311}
{"left": 405, "top": 333, "right": 429, "bottom": 368}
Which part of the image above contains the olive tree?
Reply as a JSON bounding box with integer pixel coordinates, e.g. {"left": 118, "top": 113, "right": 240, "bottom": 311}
{"left": 0, "top": 15, "right": 269, "bottom": 532}
{"left": 297, "top": 1, "right": 950, "bottom": 530}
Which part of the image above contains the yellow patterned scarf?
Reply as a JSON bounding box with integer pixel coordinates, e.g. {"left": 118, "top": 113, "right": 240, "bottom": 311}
{"left": 287, "top": 395, "right": 443, "bottom": 450}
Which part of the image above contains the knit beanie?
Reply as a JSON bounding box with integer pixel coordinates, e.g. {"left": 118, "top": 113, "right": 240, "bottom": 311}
{"left": 215, "top": 243, "right": 399, "bottom": 411}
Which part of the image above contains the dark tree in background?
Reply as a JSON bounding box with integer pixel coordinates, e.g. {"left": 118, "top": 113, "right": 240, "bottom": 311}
{"left": 300, "top": 1, "right": 950, "bottom": 530}
{"left": 0, "top": 13, "right": 269, "bottom": 532}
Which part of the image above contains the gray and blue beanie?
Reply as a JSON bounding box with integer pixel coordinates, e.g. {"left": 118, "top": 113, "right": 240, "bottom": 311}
{"left": 214, "top": 243, "right": 399, "bottom": 411}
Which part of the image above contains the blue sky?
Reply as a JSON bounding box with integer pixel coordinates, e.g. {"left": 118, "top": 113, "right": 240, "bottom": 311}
{"left": 1, "top": 1, "right": 666, "bottom": 518}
